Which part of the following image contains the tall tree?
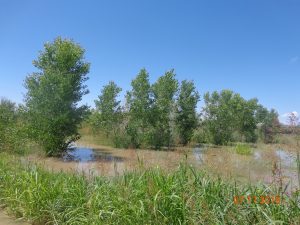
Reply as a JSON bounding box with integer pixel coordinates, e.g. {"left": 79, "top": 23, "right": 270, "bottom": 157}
{"left": 203, "top": 90, "right": 259, "bottom": 145}
{"left": 176, "top": 80, "right": 200, "bottom": 145}
{"left": 235, "top": 98, "right": 259, "bottom": 142}
{"left": 94, "top": 81, "right": 122, "bottom": 141}
{"left": 126, "top": 69, "right": 152, "bottom": 148}
{"left": 151, "top": 69, "right": 178, "bottom": 149}
{"left": 25, "top": 37, "right": 90, "bottom": 156}
{"left": 203, "top": 90, "right": 236, "bottom": 145}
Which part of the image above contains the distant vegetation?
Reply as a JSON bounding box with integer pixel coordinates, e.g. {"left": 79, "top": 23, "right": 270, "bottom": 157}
{"left": 90, "top": 72, "right": 281, "bottom": 149}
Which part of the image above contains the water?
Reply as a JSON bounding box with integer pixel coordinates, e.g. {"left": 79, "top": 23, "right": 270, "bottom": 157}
{"left": 275, "top": 149, "right": 296, "bottom": 167}
{"left": 193, "top": 147, "right": 204, "bottom": 163}
{"left": 63, "top": 147, "right": 124, "bottom": 162}
{"left": 26, "top": 145, "right": 299, "bottom": 191}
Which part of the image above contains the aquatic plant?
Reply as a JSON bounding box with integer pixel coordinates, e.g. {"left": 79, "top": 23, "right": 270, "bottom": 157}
{"left": 235, "top": 143, "right": 252, "bottom": 155}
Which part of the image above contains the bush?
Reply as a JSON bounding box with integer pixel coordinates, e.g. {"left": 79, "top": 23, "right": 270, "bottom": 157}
{"left": 0, "top": 99, "right": 28, "bottom": 154}
{"left": 235, "top": 143, "right": 252, "bottom": 155}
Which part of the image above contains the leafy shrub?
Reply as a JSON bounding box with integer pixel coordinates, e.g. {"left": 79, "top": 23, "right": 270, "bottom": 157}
{"left": 235, "top": 143, "right": 252, "bottom": 155}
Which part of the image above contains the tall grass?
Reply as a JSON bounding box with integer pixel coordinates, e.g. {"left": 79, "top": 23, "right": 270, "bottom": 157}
{"left": 0, "top": 153, "right": 299, "bottom": 225}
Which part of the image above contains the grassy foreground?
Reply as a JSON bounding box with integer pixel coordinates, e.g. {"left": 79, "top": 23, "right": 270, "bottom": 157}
{"left": 0, "top": 153, "right": 299, "bottom": 225}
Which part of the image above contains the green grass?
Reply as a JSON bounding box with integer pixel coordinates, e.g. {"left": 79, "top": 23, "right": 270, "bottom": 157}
{"left": 234, "top": 143, "right": 253, "bottom": 155}
{"left": 0, "top": 153, "right": 299, "bottom": 225}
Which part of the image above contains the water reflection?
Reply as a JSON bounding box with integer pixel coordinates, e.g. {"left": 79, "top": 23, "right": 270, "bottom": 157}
{"left": 275, "top": 149, "right": 295, "bottom": 167}
{"left": 63, "top": 147, "right": 124, "bottom": 162}
{"left": 193, "top": 147, "right": 204, "bottom": 163}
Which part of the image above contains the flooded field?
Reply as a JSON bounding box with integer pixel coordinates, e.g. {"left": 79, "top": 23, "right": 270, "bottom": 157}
{"left": 26, "top": 143, "right": 300, "bottom": 192}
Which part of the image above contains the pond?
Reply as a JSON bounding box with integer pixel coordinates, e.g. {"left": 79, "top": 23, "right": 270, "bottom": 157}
{"left": 63, "top": 147, "right": 124, "bottom": 162}
{"left": 28, "top": 145, "right": 299, "bottom": 192}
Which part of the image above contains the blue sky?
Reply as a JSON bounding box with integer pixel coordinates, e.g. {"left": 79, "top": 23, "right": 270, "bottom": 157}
{"left": 0, "top": 0, "right": 299, "bottom": 123}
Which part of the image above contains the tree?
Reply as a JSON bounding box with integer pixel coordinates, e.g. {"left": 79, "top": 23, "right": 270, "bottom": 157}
{"left": 287, "top": 112, "right": 299, "bottom": 147}
{"left": 150, "top": 70, "right": 178, "bottom": 149}
{"left": 287, "top": 112, "right": 299, "bottom": 133}
{"left": 203, "top": 90, "right": 236, "bottom": 145}
{"left": 256, "top": 106, "right": 280, "bottom": 143}
{"left": 203, "top": 90, "right": 259, "bottom": 145}
{"left": 126, "top": 69, "right": 152, "bottom": 148}
{"left": 94, "top": 81, "right": 122, "bottom": 142}
{"left": 24, "top": 37, "right": 90, "bottom": 156}
{"left": 0, "top": 98, "right": 17, "bottom": 151}
{"left": 0, "top": 98, "right": 28, "bottom": 153}
{"left": 176, "top": 80, "right": 200, "bottom": 145}
{"left": 237, "top": 98, "right": 259, "bottom": 142}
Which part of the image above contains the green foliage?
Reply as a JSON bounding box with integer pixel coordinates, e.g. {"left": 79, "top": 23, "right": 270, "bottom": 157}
{"left": 176, "top": 80, "right": 200, "bottom": 145}
{"left": 88, "top": 70, "right": 279, "bottom": 149}
{"left": 24, "top": 37, "right": 90, "bottom": 156}
{"left": 0, "top": 153, "right": 299, "bottom": 225}
{"left": 125, "top": 69, "right": 152, "bottom": 148}
{"left": 235, "top": 143, "right": 252, "bottom": 155}
{"left": 93, "top": 81, "right": 126, "bottom": 147}
{"left": 256, "top": 106, "right": 280, "bottom": 143}
{"left": 0, "top": 99, "right": 28, "bottom": 154}
{"left": 203, "top": 90, "right": 259, "bottom": 145}
{"left": 150, "top": 70, "right": 179, "bottom": 149}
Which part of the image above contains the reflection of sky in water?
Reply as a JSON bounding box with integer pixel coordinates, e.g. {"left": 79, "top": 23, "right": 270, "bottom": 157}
{"left": 63, "top": 147, "right": 124, "bottom": 162}
{"left": 193, "top": 147, "right": 204, "bottom": 163}
{"left": 254, "top": 151, "right": 261, "bottom": 160}
{"left": 275, "top": 149, "right": 295, "bottom": 167}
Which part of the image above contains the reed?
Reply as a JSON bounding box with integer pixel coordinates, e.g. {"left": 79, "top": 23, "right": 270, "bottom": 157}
{"left": 0, "top": 153, "right": 299, "bottom": 225}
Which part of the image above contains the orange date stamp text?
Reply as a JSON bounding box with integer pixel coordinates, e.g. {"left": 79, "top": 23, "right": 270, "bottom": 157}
{"left": 233, "top": 195, "right": 281, "bottom": 205}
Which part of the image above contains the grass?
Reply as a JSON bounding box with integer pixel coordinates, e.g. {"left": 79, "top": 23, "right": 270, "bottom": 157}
{"left": 0, "top": 153, "right": 299, "bottom": 225}
{"left": 234, "top": 143, "right": 253, "bottom": 155}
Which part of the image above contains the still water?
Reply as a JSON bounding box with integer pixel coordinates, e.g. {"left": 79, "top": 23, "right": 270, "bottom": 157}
{"left": 28, "top": 145, "right": 299, "bottom": 192}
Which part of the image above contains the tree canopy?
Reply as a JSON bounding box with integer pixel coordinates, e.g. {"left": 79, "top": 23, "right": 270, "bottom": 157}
{"left": 24, "top": 37, "right": 90, "bottom": 156}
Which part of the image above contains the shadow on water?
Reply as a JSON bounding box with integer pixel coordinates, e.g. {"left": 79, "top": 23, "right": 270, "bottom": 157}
{"left": 63, "top": 147, "right": 125, "bottom": 162}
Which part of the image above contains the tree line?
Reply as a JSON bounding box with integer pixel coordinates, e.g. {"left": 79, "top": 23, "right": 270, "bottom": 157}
{"left": 0, "top": 37, "right": 281, "bottom": 156}
{"left": 89, "top": 71, "right": 280, "bottom": 149}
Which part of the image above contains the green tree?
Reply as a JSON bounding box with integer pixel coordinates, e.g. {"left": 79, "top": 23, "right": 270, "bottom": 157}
{"left": 24, "top": 37, "right": 90, "bottom": 156}
{"left": 94, "top": 81, "right": 123, "bottom": 146}
{"left": 0, "top": 99, "right": 28, "bottom": 153}
{"left": 176, "top": 80, "right": 200, "bottom": 145}
{"left": 203, "top": 90, "right": 259, "bottom": 145}
{"left": 150, "top": 70, "right": 178, "bottom": 149}
{"left": 234, "top": 98, "right": 259, "bottom": 142}
{"left": 256, "top": 106, "right": 280, "bottom": 143}
{"left": 0, "top": 98, "right": 17, "bottom": 151}
{"left": 203, "top": 90, "right": 235, "bottom": 145}
{"left": 126, "top": 69, "right": 152, "bottom": 148}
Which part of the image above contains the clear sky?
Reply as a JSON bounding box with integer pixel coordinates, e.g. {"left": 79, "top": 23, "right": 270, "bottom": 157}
{"left": 0, "top": 0, "right": 299, "bottom": 123}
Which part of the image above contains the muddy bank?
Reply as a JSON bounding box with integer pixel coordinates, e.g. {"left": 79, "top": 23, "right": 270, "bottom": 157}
{"left": 0, "top": 211, "right": 28, "bottom": 225}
